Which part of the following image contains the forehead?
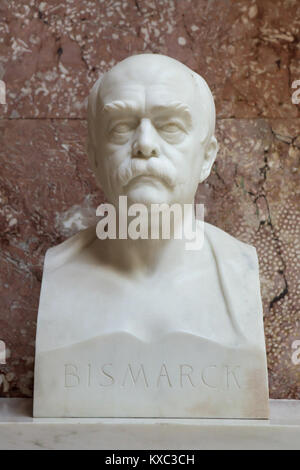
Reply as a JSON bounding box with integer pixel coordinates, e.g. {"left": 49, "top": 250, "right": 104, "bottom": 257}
{"left": 99, "top": 62, "right": 197, "bottom": 111}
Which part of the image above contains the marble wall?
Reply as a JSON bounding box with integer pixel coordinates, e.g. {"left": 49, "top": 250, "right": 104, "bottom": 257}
{"left": 0, "top": 0, "right": 299, "bottom": 399}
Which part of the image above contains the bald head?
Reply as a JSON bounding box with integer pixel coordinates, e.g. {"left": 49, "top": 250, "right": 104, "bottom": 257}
{"left": 87, "top": 54, "right": 218, "bottom": 205}
{"left": 88, "top": 54, "right": 216, "bottom": 154}
{"left": 99, "top": 55, "right": 201, "bottom": 106}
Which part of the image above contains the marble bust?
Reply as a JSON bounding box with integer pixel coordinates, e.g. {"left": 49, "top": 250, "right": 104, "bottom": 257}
{"left": 34, "top": 54, "right": 269, "bottom": 418}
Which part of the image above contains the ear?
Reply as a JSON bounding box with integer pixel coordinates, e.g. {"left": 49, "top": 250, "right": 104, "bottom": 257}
{"left": 199, "top": 136, "right": 218, "bottom": 183}
{"left": 87, "top": 76, "right": 103, "bottom": 171}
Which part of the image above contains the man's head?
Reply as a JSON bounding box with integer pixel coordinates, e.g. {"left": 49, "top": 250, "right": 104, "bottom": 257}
{"left": 88, "top": 54, "right": 218, "bottom": 206}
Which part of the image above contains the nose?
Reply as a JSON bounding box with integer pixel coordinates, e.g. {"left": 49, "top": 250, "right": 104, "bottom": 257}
{"left": 132, "top": 119, "right": 159, "bottom": 159}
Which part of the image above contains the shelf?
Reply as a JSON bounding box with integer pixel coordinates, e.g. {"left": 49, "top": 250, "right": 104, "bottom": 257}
{"left": 0, "top": 398, "right": 299, "bottom": 449}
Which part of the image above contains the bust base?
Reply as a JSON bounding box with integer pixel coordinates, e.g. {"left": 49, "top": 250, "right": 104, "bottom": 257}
{"left": 1, "top": 399, "right": 299, "bottom": 450}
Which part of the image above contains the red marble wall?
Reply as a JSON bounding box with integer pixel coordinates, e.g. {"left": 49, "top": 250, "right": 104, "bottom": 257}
{"left": 0, "top": 0, "right": 299, "bottom": 399}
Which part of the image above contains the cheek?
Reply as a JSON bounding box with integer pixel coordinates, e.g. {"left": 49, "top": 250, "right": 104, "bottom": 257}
{"left": 161, "top": 136, "right": 196, "bottom": 167}
{"left": 95, "top": 140, "right": 131, "bottom": 183}
{"left": 99, "top": 140, "right": 132, "bottom": 168}
{"left": 104, "top": 143, "right": 132, "bottom": 189}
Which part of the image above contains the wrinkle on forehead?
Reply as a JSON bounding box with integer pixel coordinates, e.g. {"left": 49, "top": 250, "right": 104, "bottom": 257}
{"left": 102, "top": 100, "right": 193, "bottom": 129}
{"left": 99, "top": 55, "right": 197, "bottom": 106}
{"left": 99, "top": 77, "right": 198, "bottom": 119}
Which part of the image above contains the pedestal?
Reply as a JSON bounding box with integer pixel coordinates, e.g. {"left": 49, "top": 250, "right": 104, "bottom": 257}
{"left": 0, "top": 398, "right": 299, "bottom": 450}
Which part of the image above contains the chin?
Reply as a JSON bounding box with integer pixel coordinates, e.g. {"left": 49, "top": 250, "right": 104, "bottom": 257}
{"left": 126, "top": 184, "right": 174, "bottom": 207}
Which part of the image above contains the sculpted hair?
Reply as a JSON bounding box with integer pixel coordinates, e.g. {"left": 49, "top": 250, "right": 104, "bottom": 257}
{"left": 191, "top": 71, "right": 216, "bottom": 145}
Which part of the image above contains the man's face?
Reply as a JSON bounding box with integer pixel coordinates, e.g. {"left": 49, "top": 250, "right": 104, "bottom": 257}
{"left": 93, "top": 57, "right": 208, "bottom": 207}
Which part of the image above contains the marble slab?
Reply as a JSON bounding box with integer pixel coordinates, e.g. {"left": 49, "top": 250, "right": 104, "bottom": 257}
{"left": 1, "top": 0, "right": 299, "bottom": 119}
{"left": 0, "top": 399, "right": 299, "bottom": 450}
{"left": 34, "top": 333, "right": 269, "bottom": 418}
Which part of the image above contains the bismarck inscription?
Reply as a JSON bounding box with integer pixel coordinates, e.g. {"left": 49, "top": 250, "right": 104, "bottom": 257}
{"left": 64, "top": 362, "right": 242, "bottom": 391}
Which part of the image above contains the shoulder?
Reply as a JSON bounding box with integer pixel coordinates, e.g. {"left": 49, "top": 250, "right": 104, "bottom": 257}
{"left": 203, "top": 222, "right": 264, "bottom": 346}
{"left": 203, "top": 222, "right": 258, "bottom": 270}
{"left": 43, "top": 225, "right": 97, "bottom": 272}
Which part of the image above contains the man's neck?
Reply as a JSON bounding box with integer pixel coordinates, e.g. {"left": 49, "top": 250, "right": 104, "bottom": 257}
{"left": 94, "top": 202, "right": 198, "bottom": 277}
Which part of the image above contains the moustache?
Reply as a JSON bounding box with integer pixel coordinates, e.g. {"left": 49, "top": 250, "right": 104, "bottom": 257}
{"left": 115, "top": 158, "right": 179, "bottom": 189}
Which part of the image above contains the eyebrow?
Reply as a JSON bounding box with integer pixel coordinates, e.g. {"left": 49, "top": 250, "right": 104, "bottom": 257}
{"left": 102, "top": 100, "right": 193, "bottom": 128}
{"left": 102, "top": 100, "right": 138, "bottom": 114}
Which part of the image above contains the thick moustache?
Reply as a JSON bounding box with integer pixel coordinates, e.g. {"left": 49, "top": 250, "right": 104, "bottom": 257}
{"left": 116, "top": 158, "right": 178, "bottom": 189}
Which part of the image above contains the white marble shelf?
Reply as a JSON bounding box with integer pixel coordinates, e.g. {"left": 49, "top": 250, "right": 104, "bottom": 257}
{"left": 0, "top": 398, "right": 299, "bottom": 450}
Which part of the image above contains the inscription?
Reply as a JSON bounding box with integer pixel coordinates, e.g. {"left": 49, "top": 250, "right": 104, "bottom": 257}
{"left": 64, "top": 362, "right": 242, "bottom": 391}
{"left": 122, "top": 364, "right": 149, "bottom": 387}
{"left": 64, "top": 364, "right": 80, "bottom": 388}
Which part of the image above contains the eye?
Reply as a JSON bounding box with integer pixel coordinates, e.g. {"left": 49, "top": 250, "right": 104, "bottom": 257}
{"left": 159, "top": 122, "right": 184, "bottom": 133}
{"left": 111, "top": 122, "right": 133, "bottom": 134}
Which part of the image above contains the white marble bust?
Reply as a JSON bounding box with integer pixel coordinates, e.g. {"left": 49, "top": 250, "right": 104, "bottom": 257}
{"left": 34, "top": 54, "right": 269, "bottom": 418}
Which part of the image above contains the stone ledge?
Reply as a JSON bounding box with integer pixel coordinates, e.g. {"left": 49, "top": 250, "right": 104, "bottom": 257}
{"left": 0, "top": 399, "right": 299, "bottom": 450}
